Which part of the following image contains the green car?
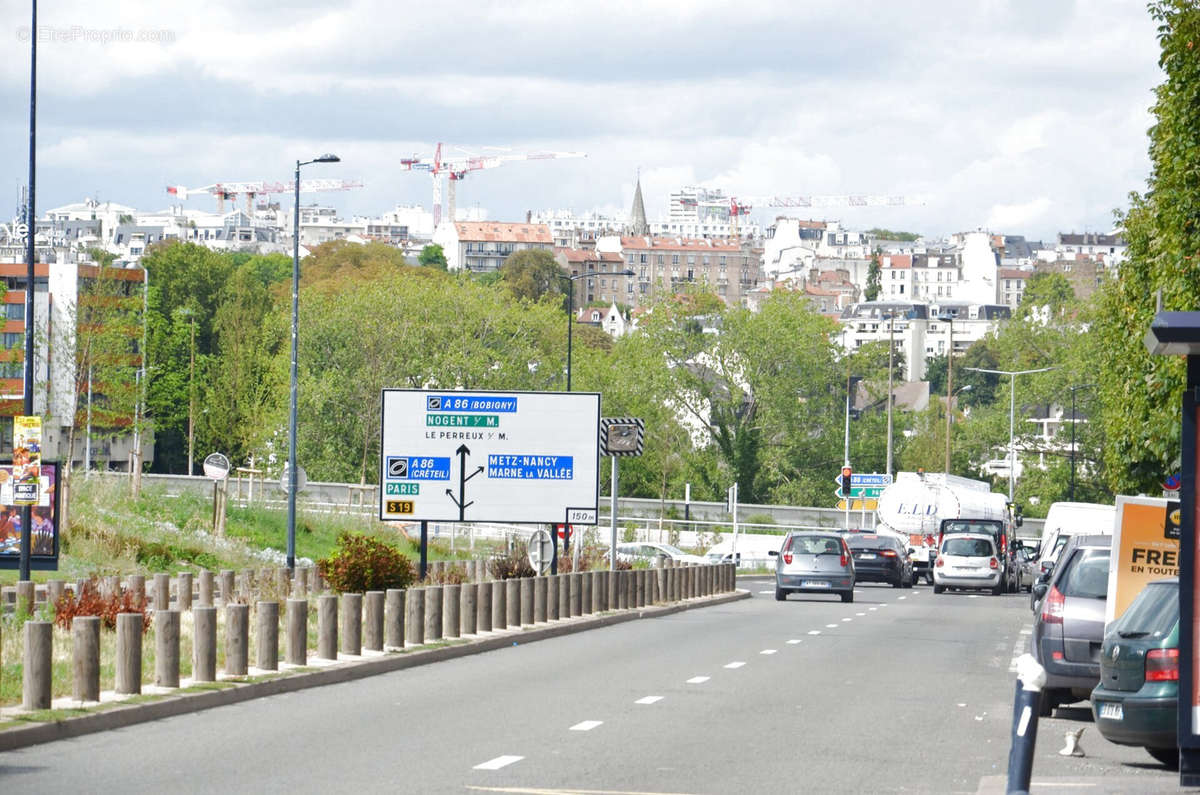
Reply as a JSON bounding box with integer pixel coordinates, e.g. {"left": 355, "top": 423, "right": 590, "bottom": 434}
{"left": 1090, "top": 577, "right": 1179, "bottom": 768}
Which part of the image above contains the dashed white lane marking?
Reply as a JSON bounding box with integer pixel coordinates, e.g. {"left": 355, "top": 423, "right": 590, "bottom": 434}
{"left": 1008, "top": 625, "right": 1034, "bottom": 673}
{"left": 787, "top": 639, "right": 802, "bottom": 644}
{"left": 1020, "top": 628, "right": 1032, "bottom": 635}
{"left": 825, "top": 624, "right": 838, "bottom": 628}
{"left": 856, "top": 612, "right": 866, "bottom": 616}
{"left": 759, "top": 590, "right": 773, "bottom": 594}
{"left": 635, "top": 696, "right": 663, "bottom": 704}
{"left": 841, "top": 618, "right": 852, "bottom": 622}
{"left": 808, "top": 630, "right": 821, "bottom": 635}
{"left": 898, "top": 596, "right": 907, "bottom": 600}
{"left": 474, "top": 755, "right": 523, "bottom": 770}
{"left": 570, "top": 721, "right": 603, "bottom": 732}
{"left": 879, "top": 604, "right": 889, "bottom": 608}
{"left": 760, "top": 649, "right": 777, "bottom": 655}
{"left": 686, "top": 676, "right": 710, "bottom": 684}
{"left": 724, "top": 661, "right": 746, "bottom": 669}
{"left": 868, "top": 607, "right": 878, "bottom": 611}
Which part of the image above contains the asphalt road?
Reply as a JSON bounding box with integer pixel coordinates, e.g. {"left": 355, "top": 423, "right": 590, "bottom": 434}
{"left": 0, "top": 577, "right": 1192, "bottom": 793}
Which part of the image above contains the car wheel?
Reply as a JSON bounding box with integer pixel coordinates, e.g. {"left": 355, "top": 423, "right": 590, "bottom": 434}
{"left": 933, "top": 584, "right": 945, "bottom": 594}
{"left": 892, "top": 575, "right": 903, "bottom": 589}
{"left": 840, "top": 590, "right": 854, "bottom": 603}
{"left": 775, "top": 587, "right": 786, "bottom": 602}
{"left": 1146, "top": 747, "right": 1180, "bottom": 769}
{"left": 925, "top": 573, "right": 934, "bottom": 585}
{"left": 1037, "top": 690, "right": 1058, "bottom": 718}
{"left": 991, "top": 583, "right": 1004, "bottom": 596}
{"left": 903, "top": 573, "right": 914, "bottom": 589}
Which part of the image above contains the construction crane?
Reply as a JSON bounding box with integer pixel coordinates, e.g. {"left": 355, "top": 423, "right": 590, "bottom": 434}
{"left": 400, "top": 143, "right": 586, "bottom": 226}
{"left": 725, "top": 193, "right": 925, "bottom": 237}
{"left": 166, "top": 179, "right": 364, "bottom": 215}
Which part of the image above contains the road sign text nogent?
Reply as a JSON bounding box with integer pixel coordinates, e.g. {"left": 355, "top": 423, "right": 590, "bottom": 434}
{"left": 426, "top": 414, "right": 500, "bottom": 428}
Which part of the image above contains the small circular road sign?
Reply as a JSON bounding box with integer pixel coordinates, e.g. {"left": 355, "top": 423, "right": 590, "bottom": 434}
{"left": 203, "top": 452, "right": 230, "bottom": 481}
{"left": 528, "top": 528, "right": 553, "bottom": 575}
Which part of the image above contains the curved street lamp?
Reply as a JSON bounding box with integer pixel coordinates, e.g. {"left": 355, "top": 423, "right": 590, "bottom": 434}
{"left": 945, "top": 384, "right": 972, "bottom": 474}
{"left": 963, "top": 366, "right": 1053, "bottom": 501}
{"left": 288, "top": 153, "right": 340, "bottom": 572}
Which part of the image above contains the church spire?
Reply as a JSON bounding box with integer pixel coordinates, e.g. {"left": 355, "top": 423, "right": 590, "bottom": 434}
{"left": 628, "top": 173, "right": 648, "bottom": 236}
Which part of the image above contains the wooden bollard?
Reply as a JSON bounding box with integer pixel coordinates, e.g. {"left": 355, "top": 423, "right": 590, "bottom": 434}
{"left": 559, "top": 574, "right": 571, "bottom": 618}
{"left": 424, "top": 587, "right": 443, "bottom": 641}
{"left": 128, "top": 574, "right": 146, "bottom": 603}
{"left": 475, "top": 559, "right": 487, "bottom": 582}
{"left": 276, "top": 567, "right": 290, "bottom": 599}
{"left": 570, "top": 573, "right": 583, "bottom": 617}
{"left": 533, "top": 576, "right": 547, "bottom": 623}
{"left": 286, "top": 599, "right": 307, "bottom": 665}
{"left": 317, "top": 595, "right": 338, "bottom": 660}
{"left": 385, "top": 589, "right": 405, "bottom": 648}
{"left": 581, "top": 571, "right": 593, "bottom": 615}
{"left": 405, "top": 587, "right": 425, "bottom": 646}
{"left": 636, "top": 569, "right": 646, "bottom": 607}
{"left": 199, "top": 570, "right": 214, "bottom": 606}
{"left": 520, "top": 577, "right": 534, "bottom": 626}
{"left": 547, "top": 575, "right": 560, "bottom": 620}
{"left": 340, "top": 593, "right": 363, "bottom": 656}
{"left": 443, "top": 584, "right": 461, "bottom": 639}
{"left": 460, "top": 583, "right": 477, "bottom": 636}
{"left": 292, "top": 567, "right": 308, "bottom": 598}
{"left": 153, "top": 573, "right": 170, "bottom": 610}
{"left": 218, "top": 570, "right": 235, "bottom": 606}
{"left": 115, "top": 613, "right": 143, "bottom": 694}
{"left": 193, "top": 606, "right": 217, "bottom": 681}
{"left": 104, "top": 574, "right": 121, "bottom": 598}
{"left": 591, "top": 571, "right": 604, "bottom": 613}
{"left": 257, "top": 601, "right": 279, "bottom": 670}
{"left": 177, "top": 572, "right": 193, "bottom": 611}
{"left": 505, "top": 579, "right": 520, "bottom": 628}
{"left": 155, "top": 610, "right": 180, "bottom": 687}
{"left": 225, "top": 603, "right": 249, "bottom": 676}
{"left": 72, "top": 615, "right": 101, "bottom": 702}
{"left": 364, "top": 591, "right": 384, "bottom": 651}
{"left": 477, "top": 579, "right": 492, "bottom": 632}
{"left": 47, "top": 579, "right": 65, "bottom": 610}
{"left": 607, "top": 570, "right": 618, "bottom": 610}
{"left": 16, "top": 580, "right": 34, "bottom": 616}
{"left": 22, "top": 620, "right": 52, "bottom": 710}
{"left": 617, "top": 571, "right": 628, "bottom": 609}
{"left": 491, "top": 580, "right": 507, "bottom": 630}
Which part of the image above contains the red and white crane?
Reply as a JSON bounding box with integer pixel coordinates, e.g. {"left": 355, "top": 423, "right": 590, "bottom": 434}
{"left": 725, "top": 193, "right": 926, "bottom": 236}
{"left": 401, "top": 143, "right": 586, "bottom": 226}
{"left": 166, "top": 179, "right": 364, "bottom": 214}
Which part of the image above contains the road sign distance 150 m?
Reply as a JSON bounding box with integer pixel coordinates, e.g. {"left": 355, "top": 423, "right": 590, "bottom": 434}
{"left": 379, "top": 389, "right": 600, "bottom": 524}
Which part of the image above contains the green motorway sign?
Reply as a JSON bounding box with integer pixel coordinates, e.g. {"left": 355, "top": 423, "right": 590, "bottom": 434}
{"left": 425, "top": 414, "right": 500, "bottom": 428}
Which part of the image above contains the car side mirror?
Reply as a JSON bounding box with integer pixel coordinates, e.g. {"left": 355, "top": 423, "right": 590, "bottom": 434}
{"left": 768, "top": 550, "right": 779, "bottom": 557}
{"left": 1032, "top": 582, "right": 1049, "bottom": 602}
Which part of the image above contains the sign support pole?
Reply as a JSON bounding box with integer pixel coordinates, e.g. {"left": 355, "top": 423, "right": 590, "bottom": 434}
{"left": 1182, "top": 355, "right": 1199, "bottom": 782}
{"left": 610, "top": 456, "right": 618, "bottom": 571}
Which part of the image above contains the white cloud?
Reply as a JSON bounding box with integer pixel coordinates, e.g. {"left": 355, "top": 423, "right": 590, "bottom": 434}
{"left": 986, "top": 197, "right": 1053, "bottom": 230}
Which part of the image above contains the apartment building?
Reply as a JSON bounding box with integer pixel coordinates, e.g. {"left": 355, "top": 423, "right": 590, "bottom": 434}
{"left": 555, "top": 247, "right": 632, "bottom": 308}
{"left": 432, "top": 221, "right": 553, "bottom": 272}
{"left": 597, "top": 235, "right": 763, "bottom": 308}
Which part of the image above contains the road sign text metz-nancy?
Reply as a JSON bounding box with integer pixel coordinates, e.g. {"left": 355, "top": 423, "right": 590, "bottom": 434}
{"left": 379, "top": 389, "right": 600, "bottom": 524}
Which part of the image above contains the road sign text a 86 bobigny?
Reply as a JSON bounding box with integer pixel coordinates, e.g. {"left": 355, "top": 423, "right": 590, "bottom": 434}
{"left": 378, "top": 389, "right": 600, "bottom": 524}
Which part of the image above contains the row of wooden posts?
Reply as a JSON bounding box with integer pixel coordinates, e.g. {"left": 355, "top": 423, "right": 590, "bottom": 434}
{"left": 14, "top": 561, "right": 736, "bottom": 711}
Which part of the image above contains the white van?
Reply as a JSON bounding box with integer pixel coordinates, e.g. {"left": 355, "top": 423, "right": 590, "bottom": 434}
{"left": 704, "top": 535, "right": 785, "bottom": 569}
{"left": 1034, "top": 501, "right": 1117, "bottom": 573}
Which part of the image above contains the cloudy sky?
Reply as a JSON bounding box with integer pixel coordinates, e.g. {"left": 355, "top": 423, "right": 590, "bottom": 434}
{"left": 0, "top": 0, "right": 1165, "bottom": 240}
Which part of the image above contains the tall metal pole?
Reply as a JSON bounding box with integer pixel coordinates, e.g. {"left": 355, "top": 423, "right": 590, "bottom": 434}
{"left": 843, "top": 335, "right": 851, "bottom": 531}
{"left": 885, "top": 313, "right": 895, "bottom": 479}
{"left": 609, "top": 456, "right": 618, "bottom": 571}
{"left": 566, "top": 281, "right": 574, "bottom": 392}
{"left": 1008, "top": 373, "right": 1016, "bottom": 501}
{"left": 187, "top": 316, "right": 195, "bottom": 475}
{"left": 132, "top": 265, "right": 147, "bottom": 497}
{"left": 1070, "top": 386, "right": 1078, "bottom": 502}
{"left": 287, "top": 161, "right": 300, "bottom": 572}
{"left": 19, "top": 0, "right": 37, "bottom": 580}
{"left": 944, "top": 316, "right": 953, "bottom": 474}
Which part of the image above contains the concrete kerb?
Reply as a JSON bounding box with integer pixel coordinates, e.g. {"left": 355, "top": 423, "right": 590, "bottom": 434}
{"left": 0, "top": 587, "right": 751, "bottom": 752}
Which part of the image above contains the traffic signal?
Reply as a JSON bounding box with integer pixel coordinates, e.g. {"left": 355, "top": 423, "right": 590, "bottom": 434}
{"left": 840, "top": 465, "right": 853, "bottom": 497}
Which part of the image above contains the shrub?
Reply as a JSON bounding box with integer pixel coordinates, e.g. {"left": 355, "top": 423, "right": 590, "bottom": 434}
{"left": 53, "top": 579, "right": 152, "bottom": 634}
{"left": 428, "top": 564, "right": 468, "bottom": 585}
{"left": 317, "top": 532, "right": 417, "bottom": 593}
{"left": 488, "top": 547, "right": 535, "bottom": 580}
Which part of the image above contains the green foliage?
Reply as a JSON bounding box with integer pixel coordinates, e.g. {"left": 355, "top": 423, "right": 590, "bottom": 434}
{"left": 864, "top": 249, "right": 882, "bottom": 301}
{"left": 1017, "top": 272, "right": 1076, "bottom": 320}
{"left": 488, "top": 546, "right": 535, "bottom": 579}
{"left": 1089, "top": 0, "right": 1200, "bottom": 495}
{"left": 499, "top": 248, "right": 568, "bottom": 306}
{"left": 865, "top": 229, "right": 921, "bottom": 242}
{"left": 418, "top": 244, "right": 448, "bottom": 270}
{"left": 316, "top": 532, "right": 417, "bottom": 593}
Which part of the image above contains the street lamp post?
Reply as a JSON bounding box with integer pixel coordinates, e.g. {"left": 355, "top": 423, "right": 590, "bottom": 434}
{"left": 941, "top": 313, "right": 955, "bottom": 474}
{"left": 964, "top": 367, "right": 1053, "bottom": 501}
{"left": 565, "top": 268, "right": 635, "bottom": 392}
{"left": 132, "top": 265, "right": 148, "bottom": 497}
{"left": 1068, "top": 383, "right": 1095, "bottom": 501}
{"left": 885, "top": 311, "right": 898, "bottom": 478}
{"left": 288, "top": 153, "right": 340, "bottom": 573}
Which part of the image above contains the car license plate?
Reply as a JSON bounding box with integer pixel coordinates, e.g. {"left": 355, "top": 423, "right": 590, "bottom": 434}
{"left": 859, "top": 553, "right": 876, "bottom": 559}
{"left": 802, "top": 580, "right": 830, "bottom": 589}
{"left": 1099, "top": 702, "right": 1123, "bottom": 721}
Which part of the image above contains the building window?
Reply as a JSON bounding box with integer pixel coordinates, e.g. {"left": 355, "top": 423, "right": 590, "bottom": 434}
{"left": 6, "top": 303, "right": 24, "bottom": 320}
{"left": 639, "top": 254, "right": 647, "bottom": 264}
{"left": 2, "top": 333, "right": 20, "bottom": 347}
{"left": 671, "top": 254, "right": 679, "bottom": 265}
{"left": 657, "top": 255, "right": 664, "bottom": 264}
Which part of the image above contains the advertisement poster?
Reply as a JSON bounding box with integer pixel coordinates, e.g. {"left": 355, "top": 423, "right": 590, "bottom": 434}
{"left": 0, "top": 462, "right": 59, "bottom": 565}
{"left": 1104, "top": 495, "right": 1181, "bottom": 624}
{"left": 13, "top": 415, "right": 41, "bottom": 505}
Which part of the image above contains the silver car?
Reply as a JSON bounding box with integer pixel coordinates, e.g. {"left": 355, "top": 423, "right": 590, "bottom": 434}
{"left": 769, "top": 532, "right": 856, "bottom": 603}
{"left": 933, "top": 533, "right": 1004, "bottom": 595}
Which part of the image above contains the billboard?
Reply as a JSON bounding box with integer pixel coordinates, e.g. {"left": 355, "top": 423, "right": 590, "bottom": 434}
{"left": 0, "top": 462, "right": 60, "bottom": 570}
{"left": 1105, "top": 495, "right": 1181, "bottom": 624}
{"left": 379, "top": 390, "right": 600, "bottom": 524}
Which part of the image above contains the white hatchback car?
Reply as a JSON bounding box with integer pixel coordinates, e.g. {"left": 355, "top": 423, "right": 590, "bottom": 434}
{"left": 933, "top": 533, "right": 1004, "bottom": 595}
{"left": 613, "top": 542, "right": 707, "bottom": 565}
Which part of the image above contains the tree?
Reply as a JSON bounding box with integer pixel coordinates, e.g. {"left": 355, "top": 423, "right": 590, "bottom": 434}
{"left": 864, "top": 249, "right": 882, "bottom": 301}
{"left": 418, "top": 244, "right": 448, "bottom": 270}
{"left": 1090, "top": 1, "right": 1200, "bottom": 495}
{"left": 1017, "top": 272, "right": 1075, "bottom": 321}
{"left": 499, "top": 249, "right": 569, "bottom": 306}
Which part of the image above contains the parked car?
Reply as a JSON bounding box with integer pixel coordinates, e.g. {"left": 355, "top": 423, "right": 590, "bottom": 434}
{"left": 932, "top": 533, "right": 1004, "bottom": 595}
{"left": 612, "top": 542, "right": 707, "bottom": 566}
{"left": 845, "top": 533, "right": 913, "bottom": 588}
{"left": 1091, "top": 577, "right": 1179, "bottom": 769}
{"left": 769, "top": 531, "right": 855, "bottom": 603}
{"left": 1014, "top": 545, "right": 1037, "bottom": 592}
{"left": 1030, "top": 533, "right": 1112, "bottom": 715}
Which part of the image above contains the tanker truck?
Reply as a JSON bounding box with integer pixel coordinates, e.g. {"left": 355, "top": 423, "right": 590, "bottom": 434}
{"left": 875, "top": 471, "right": 1016, "bottom": 587}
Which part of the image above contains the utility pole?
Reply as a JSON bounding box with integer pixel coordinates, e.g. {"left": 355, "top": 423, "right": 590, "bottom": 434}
{"left": 944, "top": 314, "right": 954, "bottom": 473}
{"left": 885, "top": 311, "right": 896, "bottom": 479}
{"left": 1068, "top": 384, "right": 1095, "bottom": 501}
